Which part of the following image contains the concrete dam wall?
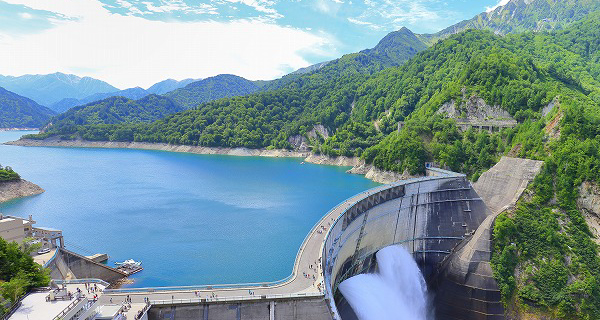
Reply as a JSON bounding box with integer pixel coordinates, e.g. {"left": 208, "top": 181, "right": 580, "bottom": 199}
{"left": 321, "top": 158, "right": 543, "bottom": 320}
{"left": 322, "top": 174, "right": 493, "bottom": 319}
{"left": 47, "top": 248, "right": 127, "bottom": 284}
{"left": 149, "top": 296, "right": 332, "bottom": 320}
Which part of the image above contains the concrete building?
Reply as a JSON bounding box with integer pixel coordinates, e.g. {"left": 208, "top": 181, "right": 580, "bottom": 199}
{"left": 0, "top": 214, "right": 35, "bottom": 244}
{"left": 33, "top": 226, "right": 64, "bottom": 249}
{"left": 0, "top": 213, "right": 64, "bottom": 250}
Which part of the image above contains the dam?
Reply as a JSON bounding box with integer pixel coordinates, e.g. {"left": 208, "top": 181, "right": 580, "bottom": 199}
{"left": 41, "top": 157, "right": 543, "bottom": 320}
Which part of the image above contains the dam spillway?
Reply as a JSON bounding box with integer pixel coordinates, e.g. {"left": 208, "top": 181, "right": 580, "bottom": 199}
{"left": 322, "top": 171, "right": 492, "bottom": 319}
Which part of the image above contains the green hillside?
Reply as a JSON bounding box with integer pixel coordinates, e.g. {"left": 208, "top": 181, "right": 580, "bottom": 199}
{"left": 43, "top": 94, "right": 183, "bottom": 138}
{"left": 0, "top": 87, "right": 56, "bottom": 128}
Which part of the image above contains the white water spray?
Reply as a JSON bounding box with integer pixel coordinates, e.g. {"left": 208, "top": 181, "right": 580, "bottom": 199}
{"left": 339, "top": 245, "right": 430, "bottom": 320}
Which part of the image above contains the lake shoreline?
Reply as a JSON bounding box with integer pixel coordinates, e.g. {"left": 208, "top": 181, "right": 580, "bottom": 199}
{"left": 6, "top": 138, "right": 410, "bottom": 184}
{"left": 0, "top": 128, "right": 40, "bottom": 131}
{"left": 0, "top": 179, "right": 45, "bottom": 203}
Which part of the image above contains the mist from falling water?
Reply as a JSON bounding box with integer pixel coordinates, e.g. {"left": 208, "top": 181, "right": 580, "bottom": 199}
{"left": 339, "top": 245, "right": 430, "bottom": 320}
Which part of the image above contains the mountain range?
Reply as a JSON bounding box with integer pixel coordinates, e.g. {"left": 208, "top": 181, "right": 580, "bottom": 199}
{"left": 5, "top": 0, "right": 599, "bottom": 133}
{"left": 49, "top": 78, "right": 198, "bottom": 113}
{"left": 0, "top": 73, "right": 118, "bottom": 107}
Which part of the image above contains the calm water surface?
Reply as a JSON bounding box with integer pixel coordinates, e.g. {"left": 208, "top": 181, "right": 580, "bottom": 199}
{"left": 0, "top": 131, "right": 379, "bottom": 287}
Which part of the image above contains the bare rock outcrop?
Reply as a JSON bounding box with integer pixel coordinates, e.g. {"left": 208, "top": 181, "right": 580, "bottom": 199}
{"left": 307, "top": 124, "right": 330, "bottom": 140}
{"left": 287, "top": 135, "right": 310, "bottom": 151}
{"left": 0, "top": 179, "right": 44, "bottom": 202}
{"left": 348, "top": 163, "right": 415, "bottom": 184}
{"left": 303, "top": 154, "right": 361, "bottom": 167}
{"left": 437, "top": 90, "right": 516, "bottom": 130}
{"left": 577, "top": 181, "right": 600, "bottom": 246}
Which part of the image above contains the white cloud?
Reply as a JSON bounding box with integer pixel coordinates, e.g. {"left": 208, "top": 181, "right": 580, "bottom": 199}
{"left": 0, "top": 0, "right": 333, "bottom": 88}
{"left": 349, "top": 0, "right": 443, "bottom": 32}
{"left": 486, "top": 0, "right": 510, "bottom": 13}
{"left": 220, "top": 0, "right": 282, "bottom": 18}
{"left": 19, "top": 12, "right": 33, "bottom": 19}
{"left": 347, "top": 17, "right": 370, "bottom": 25}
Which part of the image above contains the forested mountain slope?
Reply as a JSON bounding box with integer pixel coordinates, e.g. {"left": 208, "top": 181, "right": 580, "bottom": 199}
{"left": 0, "top": 87, "right": 56, "bottom": 128}
{"left": 260, "top": 27, "right": 428, "bottom": 92}
{"left": 44, "top": 94, "right": 183, "bottom": 136}
{"left": 51, "top": 87, "right": 151, "bottom": 113}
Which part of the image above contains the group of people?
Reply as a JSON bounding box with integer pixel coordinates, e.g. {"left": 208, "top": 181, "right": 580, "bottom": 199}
{"left": 85, "top": 282, "right": 99, "bottom": 294}
{"left": 192, "top": 291, "right": 218, "bottom": 300}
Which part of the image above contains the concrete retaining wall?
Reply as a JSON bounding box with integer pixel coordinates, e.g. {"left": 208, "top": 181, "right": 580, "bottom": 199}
{"left": 148, "top": 297, "right": 331, "bottom": 320}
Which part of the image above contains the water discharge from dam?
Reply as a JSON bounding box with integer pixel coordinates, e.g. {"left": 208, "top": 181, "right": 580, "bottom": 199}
{"left": 339, "top": 245, "right": 430, "bottom": 320}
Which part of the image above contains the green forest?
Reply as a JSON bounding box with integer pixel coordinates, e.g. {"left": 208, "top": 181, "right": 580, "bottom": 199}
{"left": 22, "top": 7, "right": 600, "bottom": 319}
{"left": 0, "top": 165, "right": 20, "bottom": 182}
{"left": 0, "top": 237, "right": 50, "bottom": 315}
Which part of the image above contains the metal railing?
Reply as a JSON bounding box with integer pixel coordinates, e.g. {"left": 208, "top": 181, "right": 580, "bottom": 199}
{"left": 150, "top": 292, "right": 324, "bottom": 305}
{"left": 42, "top": 248, "right": 59, "bottom": 268}
{"left": 54, "top": 278, "right": 110, "bottom": 287}
{"left": 134, "top": 303, "right": 151, "bottom": 320}
{"left": 52, "top": 296, "right": 86, "bottom": 320}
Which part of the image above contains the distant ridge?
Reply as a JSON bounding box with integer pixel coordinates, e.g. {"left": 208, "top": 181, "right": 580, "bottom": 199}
{"left": 0, "top": 72, "right": 118, "bottom": 107}
{"left": 147, "top": 78, "right": 198, "bottom": 95}
{"left": 51, "top": 79, "right": 197, "bottom": 113}
{"left": 164, "top": 74, "right": 260, "bottom": 109}
{"left": 419, "top": 0, "right": 600, "bottom": 44}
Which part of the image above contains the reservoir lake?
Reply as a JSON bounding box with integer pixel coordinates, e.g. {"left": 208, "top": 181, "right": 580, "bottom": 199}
{"left": 0, "top": 131, "right": 379, "bottom": 287}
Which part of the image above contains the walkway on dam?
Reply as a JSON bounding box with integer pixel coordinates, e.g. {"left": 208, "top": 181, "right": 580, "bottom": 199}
{"left": 99, "top": 183, "right": 400, "bottom": 305}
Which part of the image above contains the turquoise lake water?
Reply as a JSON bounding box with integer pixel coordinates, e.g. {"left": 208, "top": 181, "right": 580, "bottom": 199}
{"left": 0, "top": 131, "right": 379, "bottom": 287}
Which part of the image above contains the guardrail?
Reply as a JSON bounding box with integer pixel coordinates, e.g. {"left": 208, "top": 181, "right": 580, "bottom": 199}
{"left": 134, "top": 303, "right": 151, "bottom": 320}
{"left": 42, "top": 248, "right": 59, "bottom": 269}
{"left": 52, "top": 296, "right": 86, "bottom": 320}
{"left": 55, "top": 278, "right": 110, "bottom": 287}
{"left": 150, "top": 292, "right": 324, "bottom": 305}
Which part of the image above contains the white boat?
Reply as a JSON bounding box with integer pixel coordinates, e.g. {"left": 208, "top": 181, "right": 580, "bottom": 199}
{"left": 115, "top": 259, "right": 142, "bottom": 267}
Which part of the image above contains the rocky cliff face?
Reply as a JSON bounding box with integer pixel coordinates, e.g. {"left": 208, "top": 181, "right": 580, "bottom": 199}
{"left": 577, "top": 181, "right": 600, "bottom": 246}
{"left": 437, "top": 92, "right": 515, "bottom": 123}
{"left": 0, "top": 179, "right": 44, "bottom": 202}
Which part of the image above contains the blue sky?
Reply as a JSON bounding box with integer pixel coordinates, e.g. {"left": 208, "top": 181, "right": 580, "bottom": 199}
{"left": 0, "top": 0, "right": 509, "bottom": 88}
